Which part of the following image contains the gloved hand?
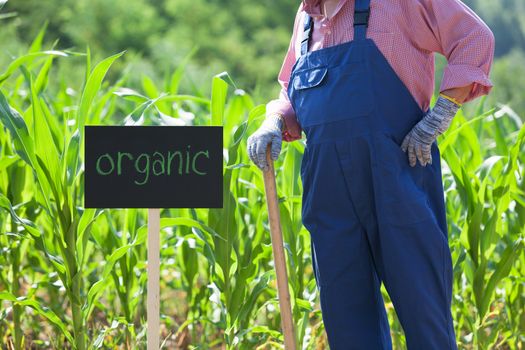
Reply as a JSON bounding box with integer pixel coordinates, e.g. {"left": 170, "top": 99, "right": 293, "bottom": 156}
{"left": 247, "top": 113, "right": 284, "bottom": 171}
{"left": 401, "top": 95, "right": 461, "bottom": 167}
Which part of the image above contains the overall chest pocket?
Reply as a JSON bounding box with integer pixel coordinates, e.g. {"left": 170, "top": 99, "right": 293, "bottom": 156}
{"left": 288, "top": 62, "right": 373, "bottom": 128}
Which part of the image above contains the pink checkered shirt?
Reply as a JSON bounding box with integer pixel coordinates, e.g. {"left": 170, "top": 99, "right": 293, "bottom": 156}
{"left": 267, "top": 0, "right": 495, "bottom": 142}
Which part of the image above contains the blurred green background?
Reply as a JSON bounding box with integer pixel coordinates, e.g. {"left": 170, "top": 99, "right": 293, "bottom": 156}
{"left": 1, "top": 0, "right": 524, "bottom": 114}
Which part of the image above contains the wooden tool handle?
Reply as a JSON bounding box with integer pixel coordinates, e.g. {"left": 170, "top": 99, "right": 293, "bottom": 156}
{"left": 262, "top": 144, "right": 297, "bottom": 350}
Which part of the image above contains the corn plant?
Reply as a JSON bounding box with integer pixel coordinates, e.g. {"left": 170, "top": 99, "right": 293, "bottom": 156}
{"left": 439, "top": 103, "right": 525, "bottom": 349}
{"left": 0, "top": 28, "right": 125, "bottom": 348}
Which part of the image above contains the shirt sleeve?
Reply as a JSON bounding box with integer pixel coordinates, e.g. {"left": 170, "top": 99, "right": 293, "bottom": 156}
{"left": 266, "top": 4, "right": 304, "bottom": 142}
{"left": 410, "top": 0, "right": 495, "bottom": 103}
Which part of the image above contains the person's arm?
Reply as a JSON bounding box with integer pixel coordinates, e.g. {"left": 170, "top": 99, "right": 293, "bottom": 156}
{"left": 409, "top": 0, "right": 495, "bottom": 104}
{"left": 265, "top": 5, "right": 304, "bottom": 142}
{"left": 401, "top": 0, "right": 495, "bottom": 167}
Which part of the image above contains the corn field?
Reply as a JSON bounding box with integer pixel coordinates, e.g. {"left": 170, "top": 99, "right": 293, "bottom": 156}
{"left": 0, "top": 29, "right": 524, "bottom": 350}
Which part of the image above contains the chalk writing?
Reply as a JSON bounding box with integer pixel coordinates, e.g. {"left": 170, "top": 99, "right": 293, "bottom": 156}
{"left": 95, "top": 147, "right": 210, "bottom": 185}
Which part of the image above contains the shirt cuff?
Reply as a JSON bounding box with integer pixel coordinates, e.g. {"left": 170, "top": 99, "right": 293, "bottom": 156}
{"left": 439, "top": 64, "right": 494, "bottom": 104}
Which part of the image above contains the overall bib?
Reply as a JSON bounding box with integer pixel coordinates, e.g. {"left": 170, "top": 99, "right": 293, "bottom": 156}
{"left": 287, "top": 0, "right": 457, "bottom": 348}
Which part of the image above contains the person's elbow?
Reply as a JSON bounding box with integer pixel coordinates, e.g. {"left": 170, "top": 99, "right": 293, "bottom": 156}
{"left": 478, "top": 23, "right": 496, "bottom": 58}
{"left": 462, "top": 22, "right": 495, "bottom": 65}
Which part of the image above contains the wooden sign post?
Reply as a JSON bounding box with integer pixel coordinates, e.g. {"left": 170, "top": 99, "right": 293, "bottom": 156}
{"left": 85, "top": 126, "right": 223, "bottom": 349}
{"left": 147, "top": 208, "right": 160, "bottom": 350}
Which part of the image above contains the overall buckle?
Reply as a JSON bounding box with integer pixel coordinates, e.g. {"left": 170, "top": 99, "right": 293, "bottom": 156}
{"left": 354, "top": 9, "right": 370, "bottom": 27}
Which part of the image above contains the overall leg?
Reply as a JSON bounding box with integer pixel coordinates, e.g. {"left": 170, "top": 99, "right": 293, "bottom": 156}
{"left": 367, "top": 133, "right": 457, "bottom": 349}
{"left": 301, "top": 141, "right": 391, "bottom": 350}
{"left": 364, "top": 38, "right": 457, "bottom": 347}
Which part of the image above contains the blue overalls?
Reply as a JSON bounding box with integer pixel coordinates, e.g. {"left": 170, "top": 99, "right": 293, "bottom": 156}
{"left": 287, "top": 0, "right": 457, "bottom": 348}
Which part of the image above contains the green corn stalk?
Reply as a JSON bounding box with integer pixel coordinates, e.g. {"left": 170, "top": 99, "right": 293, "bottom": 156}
{"left": 441, "top": 102, "right": 525, "bottom": 349}
{"left": 0, "top": 44, "right": 122, "bottom": 348}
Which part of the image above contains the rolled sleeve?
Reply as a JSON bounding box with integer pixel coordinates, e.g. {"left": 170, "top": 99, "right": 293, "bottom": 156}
{"left": 413, "top": 0, "right": 496, "bottom": 103}
{"left": 266, "top": 4, "right": 304, "bottom": 142}
{"left": 438, "top": 25, "right": 495, "bottom": 102}
{"left": 266, "top": 90, "right": 295, "bottom": 126}
{"left": 440, "top": 63, "right": 494, "bottom": 103}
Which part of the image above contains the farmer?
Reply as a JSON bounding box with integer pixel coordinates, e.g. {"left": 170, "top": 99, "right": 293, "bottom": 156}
{"left": 247, "top": 0, "right": 494, "bottom": 348}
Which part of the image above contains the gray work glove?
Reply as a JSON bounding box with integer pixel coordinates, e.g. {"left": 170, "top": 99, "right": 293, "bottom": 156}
{"left": 247, "top": 113, "right": 284, "bottom": 171}
{"left": 401, "top": 95, "right": 461, "bottom": 167}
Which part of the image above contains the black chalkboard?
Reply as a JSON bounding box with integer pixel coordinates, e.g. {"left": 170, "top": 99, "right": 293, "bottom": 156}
{"left": 84, "top": 126, "right": 223, "bottom": 208}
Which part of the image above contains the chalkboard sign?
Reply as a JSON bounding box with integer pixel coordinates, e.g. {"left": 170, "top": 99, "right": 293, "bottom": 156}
{"left": 84, "top": 126, "right": 223, "bottom": 208}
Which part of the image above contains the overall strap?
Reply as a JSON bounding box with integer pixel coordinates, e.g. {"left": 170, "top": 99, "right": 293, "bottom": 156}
{"left": 300, "top": 0, "right": 370, "bottom": 55}
{"left": 301, "top": 12, "right": 313, "bottom": 56}
{"left": 353, "top": 0, "right": 371, "bottom": 41}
